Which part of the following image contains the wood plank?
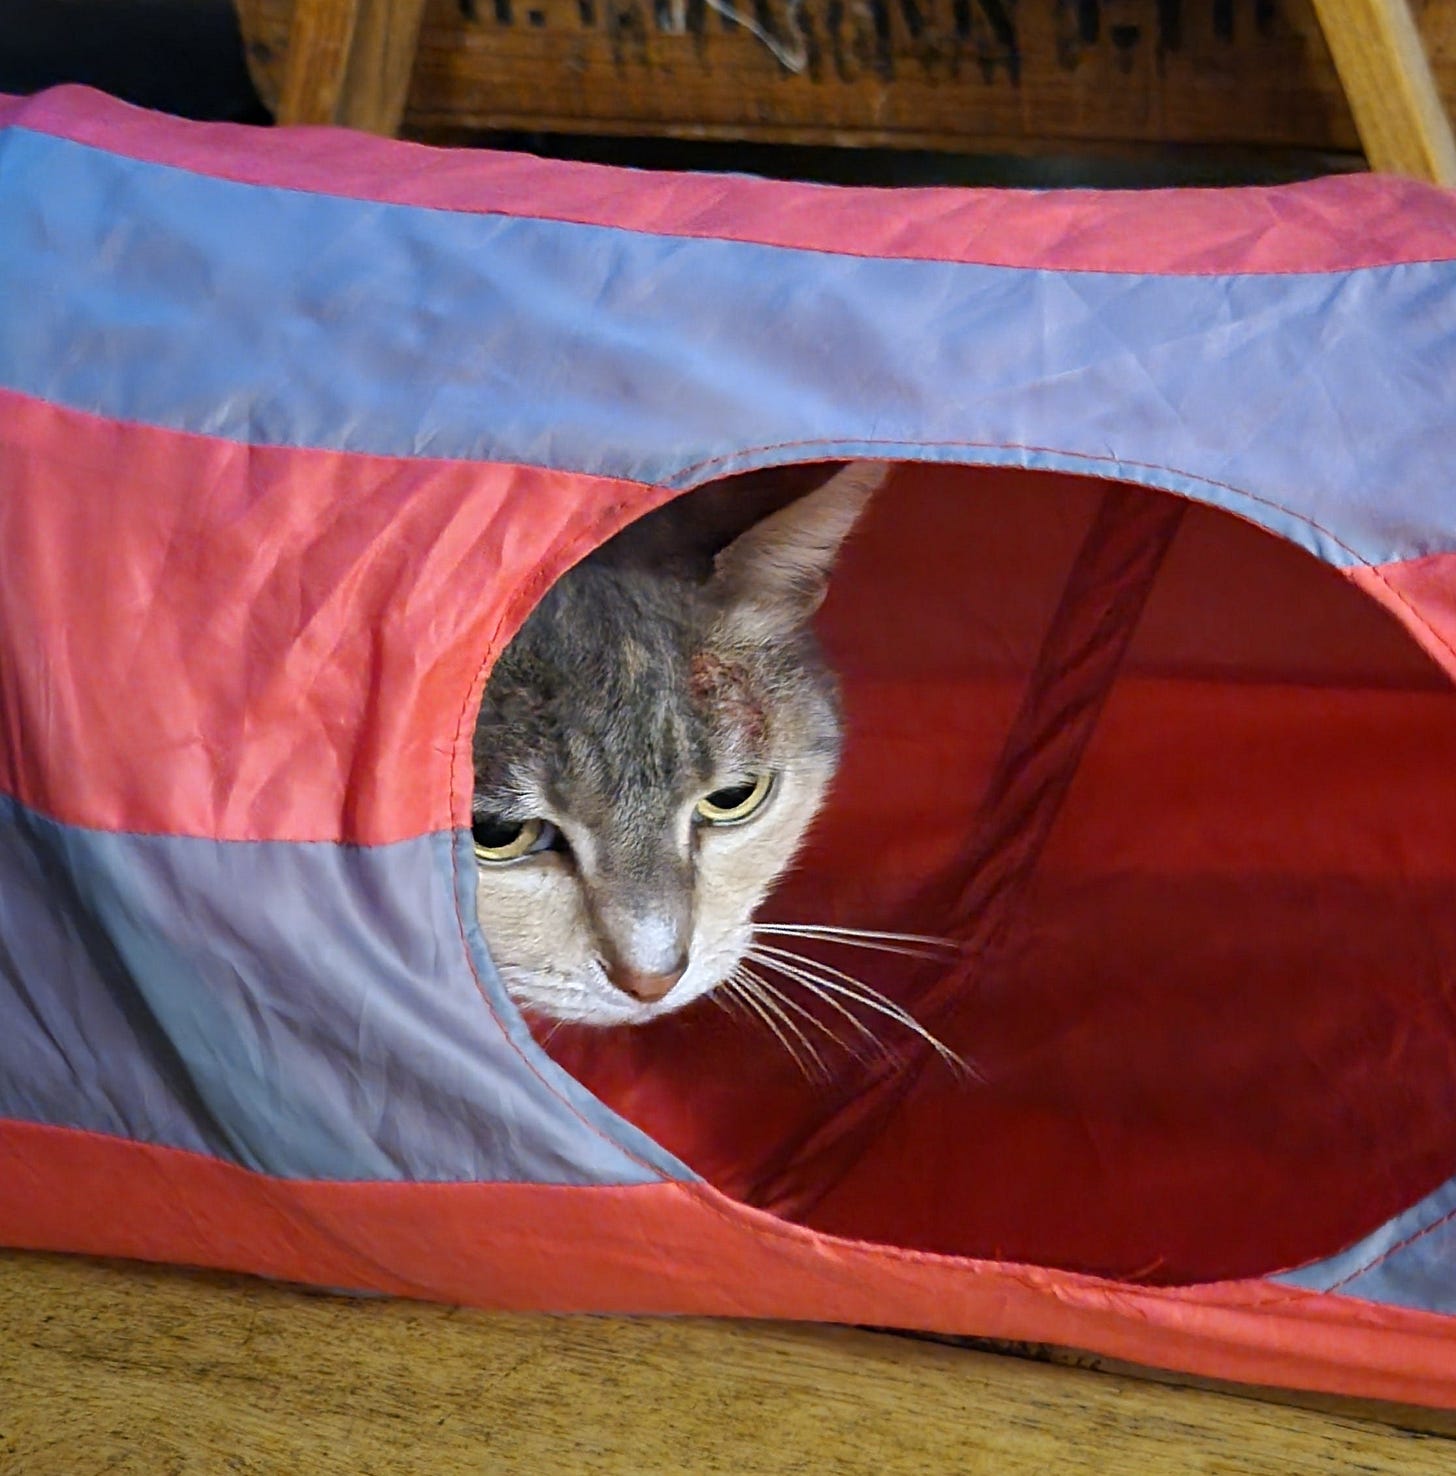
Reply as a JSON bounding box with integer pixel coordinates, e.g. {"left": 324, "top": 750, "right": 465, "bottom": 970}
{"left": 934, "top": 1335, "right": 1456, "bottom": 1439}
{"left": 276, "top": 0, "right": 429, "bottom": 133}
{"left": 237, "top": 0, "right": 1456, "bottom": 156}
{"left": 1308, "top": 0, "right": 1456, "bottom": 180}
{"left": 276, "top": 0, "right": 362, "bottom": 124}
{"left": 3, "top": 1250, "right": 1455, "bottom": 1475}
{"left": 336, "top": 0, "right": 430, "bottom": 133}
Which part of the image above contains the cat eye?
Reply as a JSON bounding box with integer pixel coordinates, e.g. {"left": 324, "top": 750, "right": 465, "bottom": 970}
{"left": 473, "top": 815, "right": 555, "bottom": 863}
{"left": 694, "top": 772, "right": 774, "bottom": 826}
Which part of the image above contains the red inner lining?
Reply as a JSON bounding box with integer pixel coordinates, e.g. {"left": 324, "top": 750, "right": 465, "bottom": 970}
{"left": 546, "top": 463, "right": 1456, "bottom": 1284}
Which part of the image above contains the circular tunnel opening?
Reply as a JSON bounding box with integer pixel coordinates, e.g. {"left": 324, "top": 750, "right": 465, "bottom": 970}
{"left": 532, "top": 460, "right": 1456, "bottom": 1285}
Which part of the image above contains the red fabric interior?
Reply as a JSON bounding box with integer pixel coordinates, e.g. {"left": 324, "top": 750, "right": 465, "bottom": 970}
{"left": 545, "top": 463, "right": 1456, "bottom": 1284}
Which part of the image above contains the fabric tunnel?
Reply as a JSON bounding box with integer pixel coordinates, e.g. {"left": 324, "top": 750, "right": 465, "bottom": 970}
{"left": 3, "top": 85, "right": 1456, "bottom": 1407}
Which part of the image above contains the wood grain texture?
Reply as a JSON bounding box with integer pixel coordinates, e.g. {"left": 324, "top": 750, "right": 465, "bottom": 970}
{"left": 2, "top": 1250, "right": 1454, "bottom": 1475}
{"left": 1309, "top": 0, "right": 1456, "bottom": 179}
{"left": 276, "top": 0, "right": 428, "bottom": 132}
{"left": 276, "top": 0, "right": 361, "bottom": 124}
{"left": 237, "top": 0, "right": 1456, "bottom": 156}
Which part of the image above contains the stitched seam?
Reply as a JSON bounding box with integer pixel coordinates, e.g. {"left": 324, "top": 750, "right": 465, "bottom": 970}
{"left": 676, "top": 436, "right": 1371, "bottom": 565}
{"left": 672, "top": 1182, "right": 1312, "bottom": 1302}
{"left": 0, "top": 789, "right": 447, "bottom": 849}
{"left": 21, "top": 125, "right": 1456, "bottom": 279}
{"left": 0, "top": 380, "right": 667, "bottom": 485}
{"left": 1326, "top": 1204, "right": 1456, "bottom": 1294}
{"left": 0, "top": 1118, "right": 1306, "bottom": 1303}
{"left": 0, "top": 1116, "right": 660, "bottom": 1191}
{"left": 443, "top": 492, "right": 687, "bottom": 1182}
{"left": 14, "top": 427, "right": 1456, "bottom": 1210}
{"left": 1353, "top": 560, "right": 1456, "bottom": 670}
{"left": 9, "top": 388, "right": 1456, "bottom": 601}
{"left": 679, "top": 438, "right": 1456, "bottom": 676}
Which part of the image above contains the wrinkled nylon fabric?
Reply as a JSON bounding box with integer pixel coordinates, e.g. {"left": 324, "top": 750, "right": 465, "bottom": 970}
{"left": 7, "top": 1121, "right": 1456, "bottom": 1409}
{"left": 0, "top": 391, "right": 654, "bottom": 844}
{"left": 551, "top": 470, "right": 1456, "bottom": 1284}
{"left": 1279, "top": 1171, "right": 1456, "bottom": 1314}
{"left": 0, "top": 794, "right": 684, "bottom": 1183}
{"left": 4, "top": 86, "right": 1456, "bottom": 1394}
{"left": 748, "top": 485, "right": 1189, "bottom": 1218}
{"left": 9, "top": 86, "right": 1456, "bottom": 277}
{"left": 2, "top": 130, "right": 1456, "bottom": 566}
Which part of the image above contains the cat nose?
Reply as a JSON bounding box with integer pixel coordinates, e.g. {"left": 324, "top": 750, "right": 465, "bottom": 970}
{"left": 608, "top": 962, "right": 686, "bottom": 1003}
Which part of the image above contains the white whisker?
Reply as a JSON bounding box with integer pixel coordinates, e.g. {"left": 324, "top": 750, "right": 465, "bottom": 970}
{"left": 743, "top": 961, "right": 890, "bottom": 1063}
{"left": 737, "top": 963, "right": 875, "bottom": 1065}
{"left": 734, "top": 970, "right": 829, "bottom": 1080}
{"left": 747, "top": 945, "right": 969, "bottom": 1077}
{"left": 749, "top": 945, "right": 922, "bottom": 1039}
{"left": 766, "top": 935, "right": 948, "bottom": 963}
{"left": 709, "top": 988, "right": 746, "bottom": 1020}
{"left": 756, "top": 923, "right": 960, "bottom": 954}
{"left": 727, "top": 972, "right": 819, "bottom": 1081}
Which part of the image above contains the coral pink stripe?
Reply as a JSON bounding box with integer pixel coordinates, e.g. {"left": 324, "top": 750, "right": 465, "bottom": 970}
{"left": 4, "top": 1118, "right": 1456, "bottom": 1408}
{"left": 0, "top": 389, "right": 663, "bottom": 843}
{"left": 6, "top": 86, "right": 1456, "bottom": 275}
{"left": 1350, "top": 555, "right": 1456, "bottom": 685}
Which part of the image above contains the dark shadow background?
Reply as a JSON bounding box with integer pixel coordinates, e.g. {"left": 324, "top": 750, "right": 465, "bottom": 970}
{"left": 1, "top": 0, "right": 270, "bottom": 123}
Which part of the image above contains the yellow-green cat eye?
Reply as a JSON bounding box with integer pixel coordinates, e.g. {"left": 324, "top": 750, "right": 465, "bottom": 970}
{"left": 695, "top": 772, "right": 774, "bottom": 826}
{"left": 473, "top": 816, "right": 546, "bottom": 863}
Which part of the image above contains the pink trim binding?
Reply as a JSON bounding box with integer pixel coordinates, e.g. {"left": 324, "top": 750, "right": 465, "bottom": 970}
{"left": 5, "top": 1118, "right": 1456, "bottom": 1409}
{"left": 5, "top": 86, "right": 1456, "bottom": 275}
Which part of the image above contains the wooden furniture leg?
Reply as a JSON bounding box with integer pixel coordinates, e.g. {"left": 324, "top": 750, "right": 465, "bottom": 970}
{"left": 276, "top": 0, "right": 427, "bottom": 134}
{"left": 1308, "top": 0, "right": 1456, "bottom": 182}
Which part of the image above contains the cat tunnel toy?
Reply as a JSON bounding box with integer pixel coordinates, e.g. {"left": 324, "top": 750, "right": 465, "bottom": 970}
{"left": 4, "top": 85, "right": 1456, "bottom": 1407}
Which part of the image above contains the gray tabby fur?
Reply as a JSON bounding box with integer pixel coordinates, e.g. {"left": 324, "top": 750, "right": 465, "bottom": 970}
{"left": 472, "top": 461, "right": 887, "bottom": 1025}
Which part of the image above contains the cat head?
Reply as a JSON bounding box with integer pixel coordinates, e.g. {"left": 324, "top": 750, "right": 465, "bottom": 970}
{"left": 471, "top": 461, "right": 887, "bottom": 1026}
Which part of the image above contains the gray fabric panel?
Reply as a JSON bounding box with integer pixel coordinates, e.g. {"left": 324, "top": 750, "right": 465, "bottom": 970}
{"left": 3, "top": 130, "right": 1456, "bottom": 566}
{"left": 0, "top": 793, "right": 689, "bottom": 1184}
{"left": 1276, "top": 1172, "right": 1456, "bottom": 1314}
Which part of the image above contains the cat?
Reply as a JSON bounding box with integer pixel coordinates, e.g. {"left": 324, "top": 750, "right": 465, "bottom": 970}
{"left": 470, "top": 461, "right": 888, "bottom": 1030}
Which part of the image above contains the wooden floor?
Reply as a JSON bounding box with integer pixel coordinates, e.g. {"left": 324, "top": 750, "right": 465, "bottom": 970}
{"left": 2, "top": 1251, "right": 1453, "bottom": 1474}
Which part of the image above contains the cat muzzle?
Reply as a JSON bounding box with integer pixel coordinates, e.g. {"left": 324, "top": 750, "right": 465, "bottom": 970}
{"left": 607, "top": 963, "right": 686, "bottom": 1003}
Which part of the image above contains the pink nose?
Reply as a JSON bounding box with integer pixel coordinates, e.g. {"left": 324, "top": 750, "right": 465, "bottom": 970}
{"left": 609, "top": 965, "right": 685, "bottom": 1003}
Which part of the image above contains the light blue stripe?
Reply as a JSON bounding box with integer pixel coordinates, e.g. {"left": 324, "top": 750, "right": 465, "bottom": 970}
{"left": 1276, "top": 1173, "right": 1456, "bottom": 1315}
{"left": 0, "top": 792, "right": 692, "bottom": 1185}
{"left": 3, "top": 128, "right": 1456, "bottom": 567}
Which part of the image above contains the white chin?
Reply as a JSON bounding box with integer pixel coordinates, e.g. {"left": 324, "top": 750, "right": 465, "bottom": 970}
{"left": 502, "top": 963, "right": 724, "bottom": 1028}
{"left": 516, "top": 993, "right": 653, "bottom": 1027}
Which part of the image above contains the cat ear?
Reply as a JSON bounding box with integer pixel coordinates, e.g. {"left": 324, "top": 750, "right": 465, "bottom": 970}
{"left": 711, "top": 461, "right": 889, "bottom": 638}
